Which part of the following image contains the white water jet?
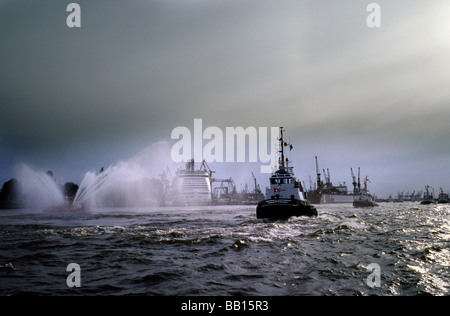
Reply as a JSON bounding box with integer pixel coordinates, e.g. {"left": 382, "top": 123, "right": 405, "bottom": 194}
{"left": 74, "top": 141, "right": 176, "bottom": 208}
{"left": 15, "top": 164, "right": 65, "bottom": 208}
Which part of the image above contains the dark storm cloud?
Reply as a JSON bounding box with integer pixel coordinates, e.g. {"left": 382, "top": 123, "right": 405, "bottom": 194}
{"left": 1, "top": 1, "right": 169, "bottom": 147}
{"left": 1, "top": 0, "right": 308, "bottom": 163}
{"left": 1, "top": 0, "right": 299, "bottom": 145}
{"left": 1, "top": 0, "right": 450, "bottom": 196}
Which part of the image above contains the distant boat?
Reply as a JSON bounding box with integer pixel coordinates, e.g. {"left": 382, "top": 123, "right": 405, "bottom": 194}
{"left": 353, "top": 172, "right": 378, "bottom": 208}
{"left": 437, "top": 188, "right": 449, "bottom": 204}
{"left": 353, "top": 192, "right": 378, "bottom": 208}
{"left": 256, "top": 127, "right": 317, "bottom": 219}
{"left": 420, "top": 185, "right": 435, "bottom": 205}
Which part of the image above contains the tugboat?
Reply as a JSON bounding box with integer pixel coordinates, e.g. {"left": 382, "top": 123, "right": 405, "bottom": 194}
{"left": 352, "top": 170, "right": 378, "bottom": 208}
{"left": 437, "top": 188, "right": 449, "bottom": 204}
{"left": 420, "top": 185, "right": 435, "bottom": 205}
{"left": 256, "top": 127, "right": 317, "bottom": 219}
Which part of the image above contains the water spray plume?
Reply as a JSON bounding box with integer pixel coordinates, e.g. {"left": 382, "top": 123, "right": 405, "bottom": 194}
{"left": 15, "top": 164, "right": 65, "bottom": 208}
{"left": 74, "top": 141, "right": 175, "bottom": 208}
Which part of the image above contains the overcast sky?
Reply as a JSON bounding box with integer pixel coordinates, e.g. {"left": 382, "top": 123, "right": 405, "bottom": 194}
{"left": 1, "top": 0, "right": 450, "bottom": 198}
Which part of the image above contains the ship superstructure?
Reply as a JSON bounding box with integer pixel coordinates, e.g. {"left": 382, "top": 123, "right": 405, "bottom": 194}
{"left": 437, "top": 187, "right": 449, "bottom": 204}
{"left": 176, "top": 159, "right": 212, "bottom": 205}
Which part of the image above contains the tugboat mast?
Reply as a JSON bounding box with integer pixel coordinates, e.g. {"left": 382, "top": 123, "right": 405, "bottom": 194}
{"left": 278, "top": 127, "right": 286, "bottom": 171}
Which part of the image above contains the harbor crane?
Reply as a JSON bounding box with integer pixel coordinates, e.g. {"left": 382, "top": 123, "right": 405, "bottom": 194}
{"left": 323, "top": 168, "right": 331, "bottom": 187}
{"left": 358, "top": 167, "right": 361, "bottom": 192}
{"left": 251, "top": 171, "right": 262, "bottom": 194}
{"left": 159, "top": 166, "right": 173, "bottom": 197}
{"left": 350, "top": 167, "right": 361, "bottom": 194}
{"left": 315, "top": 156, "right": 323, "bottom": 190}
{"left": 351, "top": 168, "right": 358, "bottom": 194}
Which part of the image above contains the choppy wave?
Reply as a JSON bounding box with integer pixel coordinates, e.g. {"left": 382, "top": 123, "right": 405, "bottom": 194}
{"left": 0, "top": 203, "right": 448, "bottom": 295}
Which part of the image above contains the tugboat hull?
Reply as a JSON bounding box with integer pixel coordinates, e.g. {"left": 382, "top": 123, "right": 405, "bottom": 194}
{"left": 256, "top": 199, "right": 318, "bottom": 219}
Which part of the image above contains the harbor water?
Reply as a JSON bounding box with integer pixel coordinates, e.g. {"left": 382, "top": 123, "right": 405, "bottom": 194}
{"left": 0, "top": 203, "right": 448, "bottom": 296}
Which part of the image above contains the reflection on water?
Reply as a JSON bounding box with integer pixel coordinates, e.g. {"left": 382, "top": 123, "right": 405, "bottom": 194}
{"left": 0, "top": 203, "right": 448, "bottom": 295}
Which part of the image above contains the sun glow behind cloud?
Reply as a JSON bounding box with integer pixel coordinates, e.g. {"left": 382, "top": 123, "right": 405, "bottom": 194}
{"left": 286, "top": 1, "right": 450, "bottom": 141}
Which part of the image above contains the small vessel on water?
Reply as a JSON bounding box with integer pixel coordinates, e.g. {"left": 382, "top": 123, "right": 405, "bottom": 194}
{"left": 420, "top": 185, "right": 435, "bottom": 205}
{"left": 352, "top": 171, "right": 378, "bottom": 208}
{"left": 256, "top": 127, "right": 317, "bottom": 219}
{"left": 437, "top": 188, "right": 449, "bottom": 204}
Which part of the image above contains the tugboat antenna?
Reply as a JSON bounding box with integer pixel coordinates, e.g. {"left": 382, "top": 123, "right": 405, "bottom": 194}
{"left": 279, "top": 127, "right": 285, "bottom": 171}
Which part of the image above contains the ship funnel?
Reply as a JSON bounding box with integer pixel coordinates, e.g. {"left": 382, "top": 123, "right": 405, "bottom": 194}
{"left": 186, "top": 159, "right": 195, "bottom": 171}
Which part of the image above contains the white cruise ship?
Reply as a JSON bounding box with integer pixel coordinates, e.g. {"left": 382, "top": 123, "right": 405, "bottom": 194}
{"left": 176, "top": 159, "right": 212, "bottom": 205}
